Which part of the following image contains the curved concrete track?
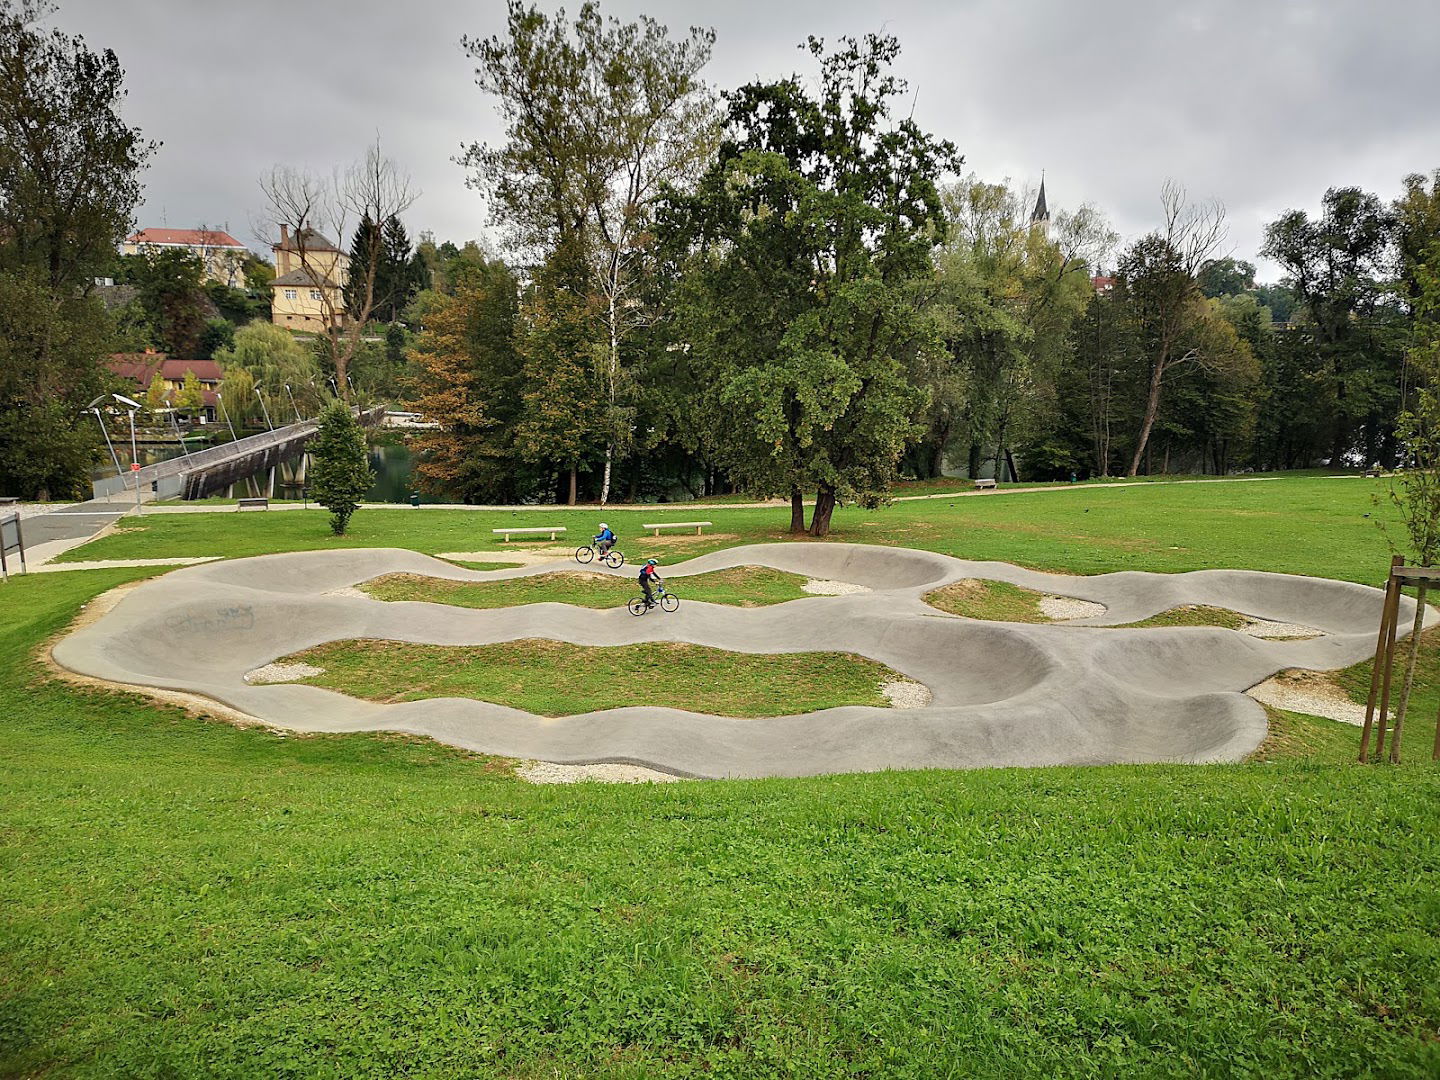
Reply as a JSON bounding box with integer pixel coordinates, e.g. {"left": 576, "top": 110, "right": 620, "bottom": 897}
{"left": 51, "top": 544, "right": 1416, "bottom": 779}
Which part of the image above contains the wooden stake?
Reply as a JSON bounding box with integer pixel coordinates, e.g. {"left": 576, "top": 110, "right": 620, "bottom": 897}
{"left": 1391, "top": 580, "right": 1430, "bottom": 764}
{"left": 1360, "top": 557, "right": 1403, "bottom": 761}
{"left": 1374, "top": 580, "right": 1404, "bottom": 763}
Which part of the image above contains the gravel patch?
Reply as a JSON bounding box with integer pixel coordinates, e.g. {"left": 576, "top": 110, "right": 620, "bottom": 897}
{"left": 881, "top": 679, "right": 932, "bottom": 709}
{"left": 1039, "top": 595, "right": 1107, "bottom": 620}
{"left": 1239, "top": 619, "right": 1322, "bottom": 640}
{"left": 2, "top": 501, "right": 77, "bottom": 521}
{"left": 325, "top": 586, "right": 370, "bottom": 599}
{"left": 803, "top": 578, "right": 872, "bottom": 595}
{"left": 517, "top": 760, "right": 687, "bottom": 784}
{"left": 245, "top": 662, "right": 325, "bottom": 685}
{"left": 1247, "top": 670, "right": 1367, "bottom": 725}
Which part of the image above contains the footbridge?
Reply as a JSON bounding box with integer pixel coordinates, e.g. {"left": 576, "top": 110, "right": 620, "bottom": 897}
{"left": 92, "top": 406, "right": 385, "bottom": 501}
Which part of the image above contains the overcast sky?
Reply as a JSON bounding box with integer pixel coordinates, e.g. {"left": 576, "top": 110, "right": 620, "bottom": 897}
{"left": 56, "top": 0, "right": 1440, "bottom": 280}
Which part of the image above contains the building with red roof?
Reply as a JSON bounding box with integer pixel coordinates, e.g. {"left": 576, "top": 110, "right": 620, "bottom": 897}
{"left": 107, "top": 352, "right": 224, "bottom": 422}
{"left": 121, "top": 227, "right": 251, "bottom": 288}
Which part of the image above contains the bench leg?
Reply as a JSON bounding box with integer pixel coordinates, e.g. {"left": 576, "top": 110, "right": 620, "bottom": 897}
{"left": 695, "top": 526, "right": 702, "bottom": 535}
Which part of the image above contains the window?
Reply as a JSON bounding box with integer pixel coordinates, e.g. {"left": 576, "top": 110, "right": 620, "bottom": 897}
{"left": 283, "top": 288, "right": 297, "bottom": 301}
{"left": 309, "top": 289, "right": 323, "bottom": 301}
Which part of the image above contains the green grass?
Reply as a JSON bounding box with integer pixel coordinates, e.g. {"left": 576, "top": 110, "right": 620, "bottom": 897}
{"left": 59, "top": 475, "right": 1398, "bottom": 584}
{"left": 1339, "top": 624, "right": 1440, "bottom": 762}
{"left": 283, "top": 638, "right": 897, "bottom": 716}
{"left": 3, "top": 571, "right": 1438, "bottom": 1076}
{"left": 435, "top": 559, "right": 525, "bottom": 572}
{"left": 924, "top": 579, "right": 1052, "bottom": 622}
{"left": 1121, "top": 605, "right": 1252, "bottom": 630}
{"left": 361, "top": 566, "right": 811, "bottom": 610}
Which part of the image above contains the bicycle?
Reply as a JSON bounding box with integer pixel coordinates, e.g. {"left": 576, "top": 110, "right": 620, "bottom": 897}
{"left": 628, "top": 583, "right": 679, "bottom": 616}
{"left": 575, "top": 542, "right": 625, "bottom": 569}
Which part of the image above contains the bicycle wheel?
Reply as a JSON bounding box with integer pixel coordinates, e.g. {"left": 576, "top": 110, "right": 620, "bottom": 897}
{"left": 660, "top": 592, "right": 679, "bottom": 612}
{"left": 603, "top": 550, "right": 625, "bottom": 569}
{"left": 575, "top": 545, "right": 595, "bottom": 564}
{"left": 627, "top": 596, "right": 649, "bottom": 617}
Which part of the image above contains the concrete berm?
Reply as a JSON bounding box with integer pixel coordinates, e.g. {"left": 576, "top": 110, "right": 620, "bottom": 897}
{"left": 51, "top": 544, "right": 1417, "bottom": 779}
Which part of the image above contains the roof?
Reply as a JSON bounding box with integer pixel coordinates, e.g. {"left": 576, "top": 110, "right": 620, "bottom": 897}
{"left": 126, "top": 228, "right": 247, "bottom": 249}
{"left": 1030, "top": 178, "right": 1049, "bottom": 225}
{"left": 108, "top": 355, "right": 225, "bottom": 385}
{"left": 272, "top": 267, "right": 342, "bottom": 288}
{"left": 274, "top": 227, "right": 341, "bottom": 253}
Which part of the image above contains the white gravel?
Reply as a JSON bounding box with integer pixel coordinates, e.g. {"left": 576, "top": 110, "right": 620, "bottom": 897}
{"left": 1039, "top": 595, "right": 1108, "bottom": 620}
{"left": 881, "top": 679, "right": 932, "bottom": 709}
{"left": 245, "top": 662, "right": 325, "bottom": 684}
{"left": 516, "top": 760, "right": 687, "bottom": 784}
{"left": 325, "top": 585, "right": 370, "bottom": 599}
{"left": 1246, "top": 670, "right": 1367, "bottom": 725}
{"left": 1238, "top": 619, "right": 1322, "bottom": 640}
{"left": 802, "top": 578, "right": 872, "bottom": 595}
{"left": 2, "top": 501, "right": 77, "bottom": 521}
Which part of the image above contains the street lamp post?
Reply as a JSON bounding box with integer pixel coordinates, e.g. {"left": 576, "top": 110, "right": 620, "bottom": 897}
{"left": 85, "top": 396, "right": 123, "bottom": 501}
{"left": 113, "top": 393, "right": 143, "bottom": 516}
{"left": 215, "top": 391, "right": 238, "bottom": 442}
{"left": 284, "top": 383, "right": 302, "bottom": 423}
{"left": 253, "top": 384, "right": 275, "bottom": 431}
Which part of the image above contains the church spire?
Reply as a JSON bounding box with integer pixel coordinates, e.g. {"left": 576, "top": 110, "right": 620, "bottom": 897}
{"left": 1030, "top": 172, "right": 1050, "bottom": 229}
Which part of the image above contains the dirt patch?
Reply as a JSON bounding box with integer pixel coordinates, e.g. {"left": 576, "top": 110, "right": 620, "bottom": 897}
{"left": 803, "top": 578, "right": 871, "bottom": 595}
{"left": 516, "top": 760, "right": 688, "bottom": 784}
{"left": 246, "top": 662, "right": 326, "bottom": 684}
{"left": 1247, "top": 670, "right": 1366, "bottom": 725}
{"left": 881, "top": 680, "right": 932, "bottom": 709}
{"left": 1038, "top": 595, "right": 1106, "bottom": 620}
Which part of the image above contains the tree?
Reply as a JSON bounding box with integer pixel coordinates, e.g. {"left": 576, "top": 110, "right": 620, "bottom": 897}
{"left": 1120, "top": 182, "right": 1228, "bottom": 476}
{"left": 217, "top": 366, "right": 255, "bottom": 426}
{"left": 0, "top": 0, "right": 155, "bottom": 496}
{"left": 666, "top": 34, "right": 960, "bottom": 534}
{"left": 173, "top": 369, "right": 204, "bottom": 415}
{"left": 461, "top": 1, "right": 718, "bottom": 503}
{"left": 258, "top": 139, "right": 417, "bottom": 398}
{"left": 1197, "top": 257, "right": 1255, "bottom": 298}
{"left": 198, "top": 318, "right": 234, "bottom": 360}
{"left": 130, "top": 247, "right": 209, "bottom": 357}
{"left": 143, "top": 370, "right": 168, "bottom": 419}
{"left": 213, "top": 320, "right": 322, "bottom": 417}
{"left": 308, "top": 400, "right": 374, "bottom": 535}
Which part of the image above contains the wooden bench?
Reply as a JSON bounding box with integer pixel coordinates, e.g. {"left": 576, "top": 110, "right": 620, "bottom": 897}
{"left": 0, "top": 497, "right": 17, "bottom": 506}
{"left": 492, "top": 526, "right": 567, "bottom": 542}
{"left": 973, "top": 478, "right": 997, "bottom": 491}
{"left": 237, "top": 497, "right": 269, "bottom": 511}
{"left": 641, "top": 521, "right": 713, "bottom": 536}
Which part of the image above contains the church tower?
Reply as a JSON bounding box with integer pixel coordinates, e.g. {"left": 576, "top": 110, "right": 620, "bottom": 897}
{"left": 1029, "top": 174, "right": 1050, "bottom": 238}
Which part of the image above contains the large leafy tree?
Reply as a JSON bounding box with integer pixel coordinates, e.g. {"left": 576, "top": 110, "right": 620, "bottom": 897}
{"left": 665, "top": 34, "right": 960, "bottom": 534}
{"left": 460, "top": 1, "right": 717, "bottom": 504}
{"left": 0, "top": 0, "right": 154, "bottom": 497}
{"left": 214, "top": 320, "right": 324, "bottom": 418}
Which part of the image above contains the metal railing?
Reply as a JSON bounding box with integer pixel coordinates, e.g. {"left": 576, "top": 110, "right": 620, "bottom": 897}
{"left": 0, "top": 512, "right": 25, "bottom": 579}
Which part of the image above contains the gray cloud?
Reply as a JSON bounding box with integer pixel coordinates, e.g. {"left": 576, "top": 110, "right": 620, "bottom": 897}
{"left": 58, "top": 0, "right": 1440, "bottom": 278}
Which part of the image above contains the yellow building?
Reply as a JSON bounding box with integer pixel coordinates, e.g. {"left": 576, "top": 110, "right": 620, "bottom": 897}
{"left": 121, "top": 227, "right": 250, "bottom": 287}
{"left": 270, "top": 225, "right": 349, "bottom": 332}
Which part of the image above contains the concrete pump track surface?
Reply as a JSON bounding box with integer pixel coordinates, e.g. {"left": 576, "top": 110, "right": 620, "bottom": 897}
{"left": 51, "top": 544, "right": 1423, "bottom": 779}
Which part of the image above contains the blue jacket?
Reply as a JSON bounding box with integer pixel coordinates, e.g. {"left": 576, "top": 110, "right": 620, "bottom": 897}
{"left": 595, "top": 527, "right": 615, "bottom": 543}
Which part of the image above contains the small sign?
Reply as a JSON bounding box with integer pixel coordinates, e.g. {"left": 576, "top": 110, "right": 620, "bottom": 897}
{"left": 130, "top": 463, "right": 140, "bottom": 471}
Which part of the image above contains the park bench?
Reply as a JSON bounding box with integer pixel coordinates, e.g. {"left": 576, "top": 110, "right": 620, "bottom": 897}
{"left": 492, "top": 525, "right": 567, "bottom": 542}
{"left": 0, "top": 497, "right": 17, "bottom": 506}
{"left": 237, "top": 497, "right": 269, "bottom": 511}
{"left": 642, "top": 521, "right": 713, "bottom": 536}
{"left": 973, "top": 478, "right": 997, "bottom": 491}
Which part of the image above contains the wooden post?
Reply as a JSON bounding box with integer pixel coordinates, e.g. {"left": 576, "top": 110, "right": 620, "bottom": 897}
{"left": 1374, "top": 580, "right": 1404, "bottom": 763}
{"left": 1360, "top": 556, "right": 1404, "bottom": 761}
{"left": 1391, "top": 580, "right": 1430, "bottom": 764}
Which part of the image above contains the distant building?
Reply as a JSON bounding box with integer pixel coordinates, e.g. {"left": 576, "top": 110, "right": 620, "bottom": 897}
{"left": 1029, "top": 176, "right": 1050, "bottom": 238}
{"left": 108, "top": 352, "right": 223, "bottom": 422}
{"left": 270, "top": 224, "right": 348, "bottom": 332}
{"left": 121, "top": 227, "right": 250, "bottom": 288}
{"left": 1091, "top": 275, "right": 1117, "bottom": 296}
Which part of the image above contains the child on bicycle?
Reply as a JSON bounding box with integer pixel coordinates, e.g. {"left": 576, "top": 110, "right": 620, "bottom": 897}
{"left": 638, "top": 558, "right": 663, "bottom": 607}
{"left": 593, "top": 522, "right": 616, "bottom": 557}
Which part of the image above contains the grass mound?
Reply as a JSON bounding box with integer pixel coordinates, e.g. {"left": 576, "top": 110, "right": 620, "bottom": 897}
{"left": 279, "top": 637, "right": 901, "bottom": 717}
{"left": 924, "top": 579, "right": 1052, "bottom": 622}
{"left": 1120, "top": 605, "right": 1252, "bottom": 629}
{"left": 360, "top": 565, "right": 812, "bottom": 609}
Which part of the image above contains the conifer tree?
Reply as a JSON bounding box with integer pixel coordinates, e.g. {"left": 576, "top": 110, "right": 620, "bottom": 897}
{"left": 309, "top": 399, "right": 374, "bottom": 534}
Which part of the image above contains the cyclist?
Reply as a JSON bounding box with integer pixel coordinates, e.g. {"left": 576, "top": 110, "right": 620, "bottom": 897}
{"left": 638, "top": 558, "right": 663, "bottom": 607}
{"left": 593, "top": 522, "right": 616, "bottom": 558}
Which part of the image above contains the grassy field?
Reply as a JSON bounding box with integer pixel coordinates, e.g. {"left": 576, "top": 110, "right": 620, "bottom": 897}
{"left": 6, "top": 474, "right": 1440, "bottom": 1076}
{"left": 924, "top": 579, "right": 1054, "bottom": 622}
{"left": 283, "top": 638, "right": 898, "bottom": 716}
{"left": 62, "top": 475, "right": 1396, "bottom": 583}
{"left": 361, "top": 566, "right": 812, "bottom": 610}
